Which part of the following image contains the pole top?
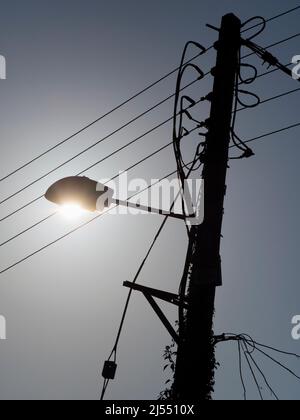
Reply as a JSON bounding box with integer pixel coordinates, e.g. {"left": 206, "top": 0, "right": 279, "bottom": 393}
{"left": 222, "top": 13, "right": 241, "bottom": 26}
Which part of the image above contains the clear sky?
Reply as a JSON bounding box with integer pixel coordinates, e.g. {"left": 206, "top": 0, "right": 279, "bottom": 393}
{"left": 0, "top": 0, "right": 300, "bottom": 400}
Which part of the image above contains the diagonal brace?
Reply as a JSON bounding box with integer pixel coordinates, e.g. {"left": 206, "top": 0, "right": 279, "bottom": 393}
{"left": 123, "top": 281, "right": 188, "bottom": 309}
{"left": 123, "top": 281, "right": 181, "bottom": 344}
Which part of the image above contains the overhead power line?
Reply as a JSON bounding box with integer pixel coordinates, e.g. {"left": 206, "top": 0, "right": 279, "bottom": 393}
{"left": 1, "top": 4, "right": 299, "bottom": 185}
{"left": 1, "top": 58, "right": 299, "bottom": 225}
{"left": 243, "top": 32, "right": 300, "bottom": 60}
{"left": 0, "top": 95, "right": 209, "bottom": 221}
{"left": 0, "top": 163, "right": 195, "bottom": 276}
{"left": 100, "top": 158, "right": 200, "bottom": 400}
{"left": 1, "top": 8, "right": 300, "bottom": 271}
{"left": 2, "top": 118, "right": 300, "bottom": 271}
{"left": 0, "top": 55, "right": 207, "bottom": 184}
{"left": 0, "top": 83, "right": 208, "bottom": 207}
{"left": 237, "top": 87, "right": 300, "bottom": 113}
{"left": 2, "top": 28, "right": 299, "bottom": 209}
{"left": 1, "top": 82, "right": 299, "bottom": 224}
{"left": 0, "top": 141, "right": 173, "bottom": 247}
{"left": 216, "top": 333, "right": 300, "bottom": 400}
{"left": 254, "top": 62, "right": 292, "bottom": 81}
{"left": 241, "top": 5, "right": 300, "bottom": 33}
{"left": 231, "top": 121, "right": 300, "bottom": 149}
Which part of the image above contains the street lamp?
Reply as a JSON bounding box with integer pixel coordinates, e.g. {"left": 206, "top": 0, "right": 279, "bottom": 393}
{"left": 45, "top": 176, "right": 195, "bottom": 220}
{"left": 44, "top": 175, "right": 196, "bottom": 390}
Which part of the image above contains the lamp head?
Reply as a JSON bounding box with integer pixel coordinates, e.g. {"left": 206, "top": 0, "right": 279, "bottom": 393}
{"left": 45, "top": 176, "right": 114, "bottom": 212}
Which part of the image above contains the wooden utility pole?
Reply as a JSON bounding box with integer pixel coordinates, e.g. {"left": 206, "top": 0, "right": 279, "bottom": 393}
{"left": 173, "top": 14, "right": 241, "bottom": 400}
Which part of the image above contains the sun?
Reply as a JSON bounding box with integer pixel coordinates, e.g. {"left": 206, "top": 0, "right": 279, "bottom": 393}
{"left": 60, "top": 203, "right": 87, "bottom": 219}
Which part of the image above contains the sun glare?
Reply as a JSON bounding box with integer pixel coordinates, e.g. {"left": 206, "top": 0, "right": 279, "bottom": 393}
{"left": 60, "top": 203, "right": 86, "bottom": 219}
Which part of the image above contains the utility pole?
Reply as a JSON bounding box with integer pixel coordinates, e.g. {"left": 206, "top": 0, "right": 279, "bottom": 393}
{"left": 173, "top": 14, "right": 241, "bottom": 400}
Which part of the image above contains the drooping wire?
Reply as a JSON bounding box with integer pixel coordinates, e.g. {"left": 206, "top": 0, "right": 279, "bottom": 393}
{"left": 0, "top": 50, "right": 208, "bottom": 184}
{"left": 172, "top": 42, "right": 209, "bottom": 235}
{"left": 241, "top": 341, "right": 264, "bottom": 400}
{"left": 0, "top": 94, "right": 209, "bottom": 222}
{"left": 241, "top": 16, "right": 266, "bottom": 41}
{"left": 238, "top": 340, "right": 247, "bottom": 400}
{"left": 241, "top": 6, "right": 300, "bottom": 34}
{"left": 245, "top": 346, "right": 279, "bottom": 400}
{"left": 10, "top": 81, "right": 300, "bottom": 252}
{"left": 0, "top": 141, "right": 174, "bottom": 248}
{"left": 100, "top": 205, "right": 171, "bottom": 400}
{"left": 216, "top": 333, "right": 300, "bottom": 400}
{"left": 236, "top": 87, "right": 300, "bottom": 113}
{"left": 230, "top": 49, "right": 256, "bottom": 160}
{"left": 99, "top": 153, "right": 201, "bottom": 400}
{"left": 1, "top": 5, "right": 300, "bottom": 185}
{"left": 238, "top": 63, "right": 258, "bottom": 85}
{"left": 2, "top": 30, "right": 300, "bottom": 218}
{"left": 2, "top": 16, "right": 300, "bottom": 271}
{"left": 0, "top": 81, "right": 209, "bottom": 208}
{"left": 242, "top": 32, "right": 300, "bottom": 61}
{"left": 0, "top": 158, "right": 199, "bottom": 276}
{"left": 253, "top": 345, "right": 300, "bottom": 381}
{"left": 173, "top": 42, "right": 207, "bottom": 186}
{"left": 249, "top": 340, "right": 300, "bottom": 359}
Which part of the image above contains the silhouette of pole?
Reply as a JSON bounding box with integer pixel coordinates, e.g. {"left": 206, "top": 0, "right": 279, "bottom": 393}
{"left": 173, "top": 14, "right": 241, "bottom": 400}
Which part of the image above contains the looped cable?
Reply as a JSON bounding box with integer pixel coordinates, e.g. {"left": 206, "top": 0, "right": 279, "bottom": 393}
{"left": 239, "top": 63, "right": 258, "bottom": 85}
{"left": 237, "top": 89, "right": 261, "bottom": 108}
{"left": 242, "top": 16, "right": 266, "bottom": 41}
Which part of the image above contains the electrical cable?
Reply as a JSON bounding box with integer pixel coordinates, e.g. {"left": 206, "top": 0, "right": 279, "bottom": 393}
{"left": 1, "top": 5, "right": 300, "bottom": 399}
{"left": 247, "top": 62, "right": 293, "bottom": 83}
{"left": 0, "top": 94, "right": 209, "bottom": 222}
{"left": 246, "top": 349, "right": 279, "bottom": 400}
{"left": 239, "top": 63, "right": 258, "bottom": 85}
{"left": 237, "top": 87, "right": 300, "bottom": 113}
{"left": 173, "top": 42, "right": 207, "bottom": 187}
{"left": 1, "top": 29, "right": 299, "bottom": 215}
{"left": 0, "top": 161, "right": 197, "bottom": 276}
{"left": 0, "top": 50, "right": 208, "bottom": 184}
{"left": 216, "top": 333, "right": 300, "bottom": 399}
{"left": 100, "top": 203, "right": 173, "bottom": 400}
{"left": 231, "top": 48, "right": 256, "bottom": 159}
{"left": 241, "top": 16, "right": 266, "bottom": 41}
{"left": 2, "top": 11, "right": 300, "bottom": 267}
{"left": 0, "top": 141, "right": 174, "bottom": 248}
{"left": 176, "top": 118, "right": 300, "bottom": 156}
{"left": 171, "top": 39, "right": 212, "bottom": 339}
{"left": 247, "top": 339, "right": 300, "bottom": 359}
{"left": 99, "top": 155, "right": 200, "bottom": 400}
{"left": 242, "top": 342, "right": 264, "bottom": 400}
{"left": 2, "top": 6, "right": 300, "bottom": 185}
{"left": 236, "top": 121, "right": 300, "bottom": 148}
{"left": 171, "top": 42, "right": 208, "bottom": 240}
{"left": 242, "top": 32, "right": 300, "bottom": 61}
{"left": 248, "top": 346, "right": 300, "bottom": 381}
{"left": 241, "top": 5, "right": 300, "bottom": 33}
{"left": 0, "top": 83, "right": 209, "bottom": 207}
{"left": 238, "top": 340, "right": 247, "bottom": 400}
